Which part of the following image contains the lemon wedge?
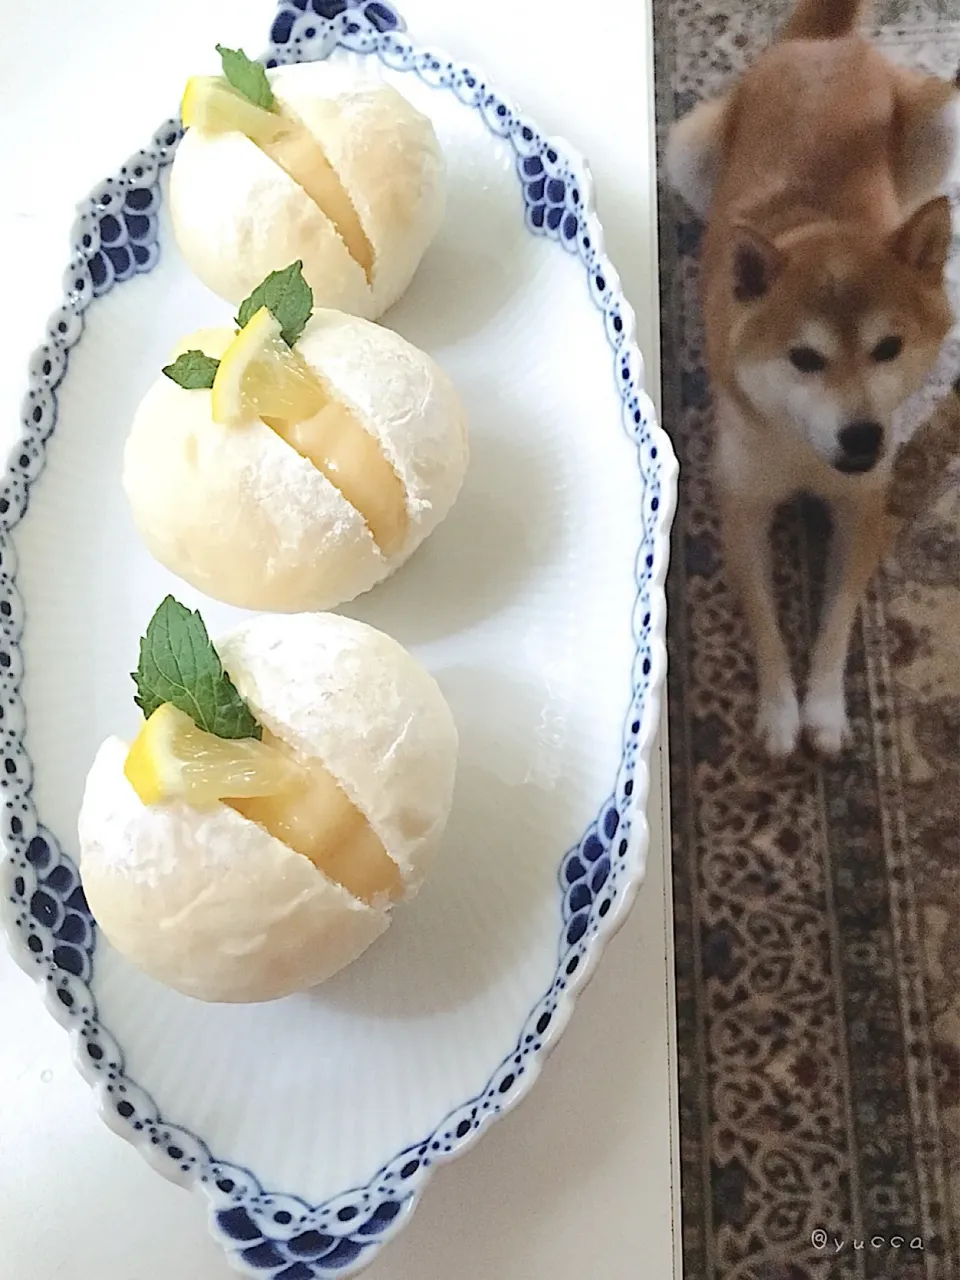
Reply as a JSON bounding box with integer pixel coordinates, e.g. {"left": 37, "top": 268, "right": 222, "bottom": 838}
{"left": 181, "top": 76, "right": 288, "bottom": 146}
{"left": 211, "top": 306, "right": 326, "bottom": 426}
{"left": 123, "top": 702, "right": 300, "bottom": 807}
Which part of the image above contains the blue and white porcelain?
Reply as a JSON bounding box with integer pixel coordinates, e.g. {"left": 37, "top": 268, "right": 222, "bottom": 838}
{"left": 0, "top": 1, "right": 677, "bottom": 1275}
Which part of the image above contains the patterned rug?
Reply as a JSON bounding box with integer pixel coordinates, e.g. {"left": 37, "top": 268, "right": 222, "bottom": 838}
{"left": 653, "top": 1, "right": 960, "bottom": 1275}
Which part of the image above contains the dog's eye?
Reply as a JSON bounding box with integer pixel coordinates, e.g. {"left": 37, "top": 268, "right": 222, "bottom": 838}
{"left": 871, "top": 336, "right": 903, "bottom": 363}
{"left": 789, "top": 346, "right": 827, "bottom": 373}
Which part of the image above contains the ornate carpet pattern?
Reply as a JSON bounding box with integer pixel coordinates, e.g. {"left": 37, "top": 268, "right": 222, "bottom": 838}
{"left": 654, "top": 1, "right": 960, "bottom": 1275}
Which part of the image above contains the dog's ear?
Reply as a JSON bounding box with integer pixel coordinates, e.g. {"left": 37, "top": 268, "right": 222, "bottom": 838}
{"left": 892, "top": 70, "right": 958, "bottom": 208}
{"left": 890, "top": 196, "right": 953, "bottom": 282}
{"left": 731, "top": 225, "right": 783, "bottom": 302}
{"left": 666, "top": 94, "right": 731, "bottom": 217}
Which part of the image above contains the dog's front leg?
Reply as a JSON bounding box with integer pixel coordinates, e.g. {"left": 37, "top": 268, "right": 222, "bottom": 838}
{"left": 803, "top": 491, "right": 885, "bottom": 754}
{"left": 718, "top": 486, "right": 800, "bottom": 757}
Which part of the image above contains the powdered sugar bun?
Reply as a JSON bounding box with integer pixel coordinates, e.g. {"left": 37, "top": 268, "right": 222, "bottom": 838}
{"left": 169, "top": 64, "right": 445, "bottom": 319}
{"left": 122, "top": 311, "right": 468, "bottom": 613}
{"left": 78, "top": 614, "right": 458, "bottom": 1003}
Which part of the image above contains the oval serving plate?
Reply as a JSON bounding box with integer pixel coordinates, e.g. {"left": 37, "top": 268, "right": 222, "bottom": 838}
{"left": 0, "top": 1, "right": 676, "bottom": 1275}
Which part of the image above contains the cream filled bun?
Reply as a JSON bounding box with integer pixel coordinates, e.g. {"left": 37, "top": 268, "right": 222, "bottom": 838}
{"left": 169, "top": 63, "right": 445, "bottom": 319}
{"left": 122, "top": 310, "right": 469, "bottom": 612}
{"left": 77, "top": 613, "right": 458, "bottom": 1003}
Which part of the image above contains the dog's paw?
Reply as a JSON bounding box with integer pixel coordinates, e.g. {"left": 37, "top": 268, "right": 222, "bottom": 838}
{"left": 802, "top": 691, "right": 851, "bottom": 756}
{"left": 756, "top": 688, "right": 801, "bottom": 759}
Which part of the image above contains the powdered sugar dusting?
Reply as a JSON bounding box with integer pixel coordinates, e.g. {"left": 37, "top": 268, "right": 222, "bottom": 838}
{"left": 78, "top": 738, "right": 295, "bottom": 886}
{"left": 217, "top": 613, "right": 458, "bottom": 884}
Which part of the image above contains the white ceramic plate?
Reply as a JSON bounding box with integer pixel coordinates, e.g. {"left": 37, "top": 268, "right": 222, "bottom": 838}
{"left": 0, "top": 2, "right": 676, "bottom": 1275}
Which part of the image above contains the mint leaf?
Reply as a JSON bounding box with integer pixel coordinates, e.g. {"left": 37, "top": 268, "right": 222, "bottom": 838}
{"left": 216, "top": 44, "right": 274, "bottom": 111}
{"left": 132, "top": 596, "right": 262, "bottom": 741}
{"left": 236, "top": 260, "right": 313, "bottom": 347}
{"left": 162, "top": 350, "right": 220, "bottom": 390}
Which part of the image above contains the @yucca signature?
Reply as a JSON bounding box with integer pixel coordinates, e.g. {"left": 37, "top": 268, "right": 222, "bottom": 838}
{"left": 811, "top": 1229, "right": 924, "bottom": 1252}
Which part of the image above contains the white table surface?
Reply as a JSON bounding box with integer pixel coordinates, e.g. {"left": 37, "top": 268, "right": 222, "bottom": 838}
{"left": 0, "top": 2, "right": 680, "bottom": 1276}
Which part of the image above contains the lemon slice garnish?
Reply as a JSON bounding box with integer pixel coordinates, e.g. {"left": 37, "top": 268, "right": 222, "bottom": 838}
{"left": 181, "top": 75, "right": 288, "bottom": 146}
{"left": 124, "top": 703, "right": 300, "bottom": 807}
{"left": 211, "top": 306, "right": 326, "bottom": 426}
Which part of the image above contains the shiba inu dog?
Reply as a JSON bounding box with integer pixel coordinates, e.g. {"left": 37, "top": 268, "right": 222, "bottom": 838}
{"left": 666, "top": 0, "right": 959, "bottom": 756}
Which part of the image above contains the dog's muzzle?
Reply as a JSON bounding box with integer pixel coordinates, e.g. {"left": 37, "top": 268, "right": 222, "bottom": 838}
{"left": 835, "top": 420, "right": 883, "bottom": 474}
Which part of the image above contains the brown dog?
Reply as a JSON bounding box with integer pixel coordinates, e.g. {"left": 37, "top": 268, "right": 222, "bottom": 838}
{"left": 667, "top": 0, "right": 958, "bottom": 756}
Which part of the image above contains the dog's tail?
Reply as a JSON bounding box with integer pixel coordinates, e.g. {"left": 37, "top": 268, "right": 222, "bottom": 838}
{"left": 780, "top": 0, "right": 870, "bottom": 41}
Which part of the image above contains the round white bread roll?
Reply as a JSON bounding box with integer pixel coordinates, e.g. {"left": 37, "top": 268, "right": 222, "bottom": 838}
{"left": 78, "top": 613, "right": 458, "bottom": 1003}
{"left": 122, "top": 310, "right": 469, "bottom": 612}
{"left": 169, "top": 64, "right": 445, "bottom": 319}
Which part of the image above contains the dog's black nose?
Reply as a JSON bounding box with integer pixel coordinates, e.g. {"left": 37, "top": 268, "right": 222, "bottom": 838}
{"left": 840, "top": 420, "right": 882, "bottom": 456}
{"left": 836, "top": 420, "right": 883, "bottom": 473}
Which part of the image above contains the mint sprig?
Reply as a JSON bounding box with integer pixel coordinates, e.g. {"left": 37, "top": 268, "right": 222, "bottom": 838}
{"left": 216, "top": 44, "right": 274, "bottom": 111}
{"left": 236, "top": 260, "right": 313, "bottom": 347}
{"left": 133, "top": 596, "right": 261, "bottom": 741}
{"left": 162, "top": 350, "right": 220, "bottom": 390}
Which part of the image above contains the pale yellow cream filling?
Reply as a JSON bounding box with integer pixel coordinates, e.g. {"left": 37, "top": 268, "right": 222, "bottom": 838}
{"left": 229, "top": 730, "right": 404, "bottom": 905}
{"left": 262, "top": 113, "right": 375, "bottom": 282}
{"left": 263, "top": 395, "right": 409, "bottom": 559}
